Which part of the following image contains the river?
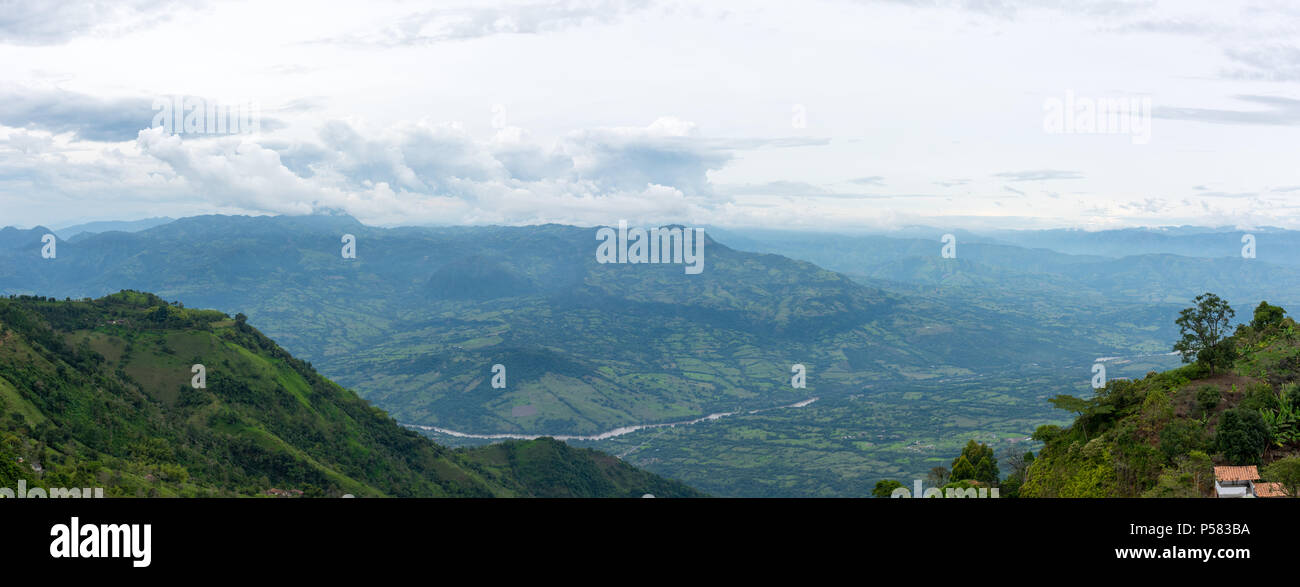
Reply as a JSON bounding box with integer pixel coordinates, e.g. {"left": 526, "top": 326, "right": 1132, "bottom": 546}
{"left": 403, "top": 397, "right": 819, "bottom": 442}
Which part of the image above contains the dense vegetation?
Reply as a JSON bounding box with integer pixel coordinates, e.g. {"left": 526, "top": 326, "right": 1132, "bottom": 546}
{"left": 0, "top": 292, "right": 701, "bottom": 497}
{"left": 1018, "top": 297, "right": 1300, "bottom": 497}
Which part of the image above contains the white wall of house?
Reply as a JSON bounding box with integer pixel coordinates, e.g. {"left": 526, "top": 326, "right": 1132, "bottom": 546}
{"left": 1215, "top": 480, "right": 1253, "bottom": 498}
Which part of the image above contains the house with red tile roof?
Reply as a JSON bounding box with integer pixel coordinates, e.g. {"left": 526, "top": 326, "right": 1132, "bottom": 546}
{"left": 1213, "top": 466, "right": 1258, "bottom": 498}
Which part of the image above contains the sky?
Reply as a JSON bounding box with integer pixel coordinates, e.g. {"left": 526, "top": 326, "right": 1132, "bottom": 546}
{"left": 1, "top": 0, "right": 1298, "bottom": 231}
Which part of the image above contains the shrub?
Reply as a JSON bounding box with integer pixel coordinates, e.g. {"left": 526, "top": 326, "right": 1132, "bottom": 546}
{"left": 1216, "top": 408, "right": 1270, "bottom": 464}
{"left": 1195, "top": 385, "right": 1221, "bottom": 415}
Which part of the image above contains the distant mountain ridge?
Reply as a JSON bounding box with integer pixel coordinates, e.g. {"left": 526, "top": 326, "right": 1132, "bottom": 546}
{"left": 704, "top": 228, "right": 1300, "bottom": 308}
{"left": 53, "top": 217, "right": 175, "bottom": 240}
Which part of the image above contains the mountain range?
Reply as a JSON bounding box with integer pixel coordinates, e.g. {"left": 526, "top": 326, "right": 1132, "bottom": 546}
{"left": 1, "top": 214, "right": 1190, "bottom": 436}
{"left": 3, "top": 214, "right": 1284, "bottom": 495}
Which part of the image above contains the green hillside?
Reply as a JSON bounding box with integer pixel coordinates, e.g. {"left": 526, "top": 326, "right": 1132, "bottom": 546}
{"left": 0, "top": 292, "right": 702, "bottom": 498}
{"left": 1020, "top": 298, "right": 1300, "bottom": 497}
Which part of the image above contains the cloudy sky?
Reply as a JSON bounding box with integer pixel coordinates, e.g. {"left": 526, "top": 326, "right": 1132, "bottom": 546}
{"left": 1, "top": 0, "right": 1298, "bottom": 231}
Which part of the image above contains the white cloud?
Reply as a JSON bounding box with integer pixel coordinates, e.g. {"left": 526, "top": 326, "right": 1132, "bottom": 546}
{"left": 2, "top": 0, "right": 1300, "bottom": 231}
{"left": 97, "top": 116, "right": 732, "bottom": 227}
{"left": 319, "top": 0, "right": 653, "bottom": 46}
{"left": 0, "top": 0, "right": 205, "bottom": 46}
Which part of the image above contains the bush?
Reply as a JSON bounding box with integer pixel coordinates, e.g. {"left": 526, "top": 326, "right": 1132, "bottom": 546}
{"left": 872, "top": 479, "right": 903, "bottom": 498}
{"left": 1033, "top": 425, "right": 1062, "bottom": 443}
{"left": 1241, "top": 382, "right": 1280, "bottom": 412}
{"left": 1215, "top": 408, "right": 1270, "bottom": 464}
{"left": 1195, "top": 385, "right": 1220, "bottom": 415}
{"left": 1159, "top": 419, "right": 1207, "bottom": 463}
{"left": 1251, "top": 301, "right": 1287, "bottom": 331}
{"left": 1283, "top": 382, "right": 1300, "bottom": 410}
{"left": 1263, "top": 457, "right": 1300, "bottom": 497}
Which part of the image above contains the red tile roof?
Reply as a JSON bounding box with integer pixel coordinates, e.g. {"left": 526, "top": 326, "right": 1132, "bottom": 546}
{"left": 1255, "top": 482, "right": 1289, "bottom": 497}
{"left": 1214, "top": 466, "right": 1260, "bottom": 482}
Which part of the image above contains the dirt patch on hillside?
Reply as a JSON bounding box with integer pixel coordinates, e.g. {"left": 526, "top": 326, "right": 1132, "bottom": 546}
{"left": 1172, "top": 372, "right": 1261, "bottom": 421}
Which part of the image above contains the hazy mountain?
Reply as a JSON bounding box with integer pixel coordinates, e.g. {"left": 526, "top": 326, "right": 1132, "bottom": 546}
{"left": 1, "top": 214, "right": 1183, "bottom": 439}
{"left": 53, "top": 217, "right": 175, "bottom": 241}
{"left": 704, "top": 227, "right": 1300, "bottom": 309}
{"left": 981, "top": 226, "right": 1300, "bottom": 266}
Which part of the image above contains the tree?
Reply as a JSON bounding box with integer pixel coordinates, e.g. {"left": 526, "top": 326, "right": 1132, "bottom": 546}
{"left": 951, "top": 440, "right": 998, "bottom": 484}
{"left": 1184, "top": 450, "right": 1215, "bottom": 496}
{"left": 1143, "top": 470, "right": 1200, "bottom": 497}
{"left": 1250, "top": 301, "right": 1286, "bottom": 331}
{"left": 926, "top": 466, "right": 949, "bottom": 486}
{"left": 1001, "top": 449, "right": 1034, "bottom": 480}
{"left": 950, "top": 456, "right": 976, "bottom": 483}
{"left": 998, "top": 450, "right": 1035, "bottom": 498}
{"left": 1215, "top": 408, "right": 1270, "bottom": 464}
{"left": 1195, "top": 385, "right": 1221, "bottom": 416}
{"left": 0, "top": 451, "right": 25, "bottom": 487}
{"left": 872, "top": 479, "right": 903, "bottom": 498}
{"left": 1173, "top": 293, "right": 1236, "bottom": 374}
{"left": 1143, "top": 450, "right": 1214, "bottom": 497}
{"left": 1048, "top": 394, "right": 1090, "bottom": 416}
{"left": 1032, "top": 425, "right": 1062, "bottom": 443}
{"left": 1263, "top": 457, "right": 1300, "bottom": 497}
{"left": 1049, "top": 395, "right": 1091, "bottom": 439}
{"left": 974, "top": 456, "right": 998, "bottom": 485}
{"left": 1285, "top": 383, "right": 1300, "bottom": 411}
{"left": 1159, "top": 419, "right": 1207, "bottom": 463}
{"left": 1140, "top": 388, "right": 1173, "bottom": 427}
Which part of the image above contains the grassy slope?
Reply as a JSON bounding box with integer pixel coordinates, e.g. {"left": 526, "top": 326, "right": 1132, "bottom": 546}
{"left": 0, "top": 292, "right": 702, "bottom": 498}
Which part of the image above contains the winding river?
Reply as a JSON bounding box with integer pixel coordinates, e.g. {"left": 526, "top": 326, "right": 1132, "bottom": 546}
{"left": 403, "top": 397, "right": 819, "bottom": 442}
